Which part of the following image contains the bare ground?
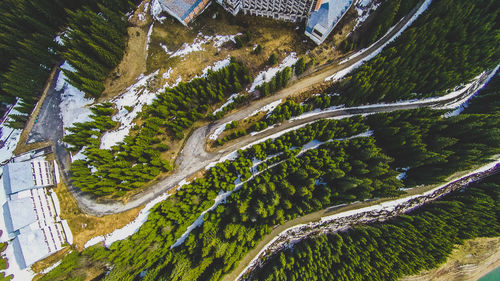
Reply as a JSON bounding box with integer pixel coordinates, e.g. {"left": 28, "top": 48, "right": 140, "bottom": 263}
{"left": 401, "top": 237, "right": 500, "bottom": 281}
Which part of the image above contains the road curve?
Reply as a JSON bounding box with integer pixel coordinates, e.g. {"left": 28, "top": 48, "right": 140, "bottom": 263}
{"left": 64, "top": 63, "right": 494, "bottom": 216}
{"left": 227, "top": 159, "right": 500, "bottom": 281}
{"left": 57, "top": 0, "right": 486, "bottom": 216}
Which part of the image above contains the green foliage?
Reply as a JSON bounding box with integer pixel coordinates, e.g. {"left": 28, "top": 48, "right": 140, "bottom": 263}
{"left": 256, "top": 66, "right": 292, "bottom": 97}
{"left": 64, "top": 61, "right": 251, "bottom": 196}
{"left": 268, "top": 53, "right": 278, "bottom": 65}
{"left": 293, "top": 56, "right": 314, "bottom": 76}
{"left": 0, "top": 0, "right": 137, "bottom": 128}
{"left": 251, "top": 174, "right": 500, "bottom": 280}
{"left": 61, "top": 2, "right": 133, "bottom": 98}
{"left": 367, "top": 107, "right": 500, "bottom": 186}
{"left": 337, "top": 0, "right": 499, "bottom": 105}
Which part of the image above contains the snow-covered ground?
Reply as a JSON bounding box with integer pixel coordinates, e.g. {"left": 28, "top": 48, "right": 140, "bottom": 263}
{"left": 1, "top": 242, "right": 35, "bottom": 281}
{"left": 160, "top": 43, "right": 173, "bottom": 55}
{"left": 57, "top": 62, "right": 94, "bottom": 134}
{"left": 84, "top": 192, "right": 172, "bottom": 248}
{"left": 441, "top": 64, "right": 499, "bottom": 117}
{"left": 100, "top": 71, "right": 159, "bottom": 149}
{"left": 351, "top": 0, "right": 380, "bottom": 32}
{"left": 250, "top": 99, "right": 283, "bottom": 117}
{"left": 150, "top": 0, "right": 167, "bottom": 22}
{"left": 137, "top": 1, "right": 150, "bottom": 22}
{"left": 171, "top": 189, "right": 234, "bottom": 248}
{"left": 249, "top": 53, "right": 298, "bottom": 92}
{"left": 145, "top": 23, "right": 154, "bottom": 56}
{"left": 290, "top": 105, "right": 345, "bottom": 121}
{"left": 208, "top": 121, "right": 231, "bottom": 141}
{"left": 167, "top": 33, "right": 241, "bottom": 58}
{"left": 0, "top": 105, "right": 22, "bottom": 163}
{"left": 327, "top": 0, "right": 434, "bottom": 81}
{"left": 200, "top": 56, "right": 231, "bottom": 77}
{"left": 212, "top": 93, "right": 239, "bottom": 116}
{"left": 250, "top": 124, "right": 276, "bottom": 136}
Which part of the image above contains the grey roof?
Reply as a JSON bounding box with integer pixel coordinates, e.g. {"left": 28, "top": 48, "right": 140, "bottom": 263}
{"left": 3, "top": 162, "right": 36, "bottom": 194}
{"left": 159, "top": 0, "right": 202, "bottom": 20}
{"left": 12, "top": 229, "right": 50, "bottom": 269}
{"left": 3, "top": 198, "right": 36, "bottom": 233}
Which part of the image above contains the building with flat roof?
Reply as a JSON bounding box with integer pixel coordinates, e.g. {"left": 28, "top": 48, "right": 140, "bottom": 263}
{"left": 305, "top": 0, "right": 353, "bottom": 44}
{"left": 3, "top": 159, "right": 54, "bottom": 195}
{"left": 11, "top": 221, "right": 72, "bottom": 269}
{"left": 0, "top": 158, "right": 72, "bottom": 269}
{"left": 155, "top": 0, "right": 353, "bottom": 44}
{"left": 240, "top": 0, "right": 317, "bottom": 22}
{"left": 156, "top": 0, "right": 211, "bottom": 25}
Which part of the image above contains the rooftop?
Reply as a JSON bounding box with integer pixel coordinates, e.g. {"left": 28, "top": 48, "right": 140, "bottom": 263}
{"left": 3, "top": 197, "right": 36, "bottom": 233}
{"left": 2, "top": 162, "right": 36, "bottom": 195}
{"left": 158, "top": 0, "right": 203, "bottom": 21}
{"left": 305, "top": 0, "right": 353, "bottom": 44}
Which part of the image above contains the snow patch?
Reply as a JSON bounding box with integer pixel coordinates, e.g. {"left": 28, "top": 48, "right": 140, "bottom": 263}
{"left": 145, "top": 23, "right": 154, "bottom": 55}
{"left": 150, "top": 0, "right": 167, "bottom": 22}
{"left": 160, "top": 43, "right": 173, "bottom": 55}
{"left": 1, "top": 242, "right": 36, "bottom": 281}
{"left": 100, "top": 70, "right": 159, "bottom": 149}
{"left": 0, "top": 104, "right": 22, "bottom": 163}
{"left": 209, "top": 121, "right": 231, "bottom": 140}
{"left": 85, "top": 192, "right": 173, "bottom": 248}
{"left": 201, "top": 56, "right": 231, "bottom": 77}
{"left": 251, "top": 99, "right": 283, "bottom": 117}
{"left": 58, "top": 62, "right": 94, "bottom": 133}
{"left": 249, "top": 53, "right": 298, "bottom": 92}
{"left": 441, "top": 64, "right": 499, "bottom": 117}
{"left": 171, "top": 189, "right": 233, "bottom": 248}
{"left": 290, "top": 105, "right": 345, "bottom": 121}
{"left": 213, "top": 93, "right": 239, "bottom": 116}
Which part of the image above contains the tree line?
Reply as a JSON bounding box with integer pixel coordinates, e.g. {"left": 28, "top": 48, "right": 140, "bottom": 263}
{"left": 250, "top": 173, "right": 500, "bottom": 281}
{"left": 63, "top": 61, "right": 251, "bottom": 196}
{"left": 0, "top": 0, "right": 138, "bottom": 128}
{"left": 337, "top": 0, "right": 499, "bottom": 105}
{"left": 41, "top": 91, "right": 499, "bottom": 280}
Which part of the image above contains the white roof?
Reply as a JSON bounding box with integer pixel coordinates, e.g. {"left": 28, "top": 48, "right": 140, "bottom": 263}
{"left": 3, "top": 198, "right": 36, "bottom": 232}
{"left": 13, "top": 228, "right": 50, "bottom": 268}
{"left": 3, "top": 162, "right": 36, "bottom": 194}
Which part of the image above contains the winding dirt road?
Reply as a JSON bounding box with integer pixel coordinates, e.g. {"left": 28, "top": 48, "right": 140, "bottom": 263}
{"left": 68, "top": 64, "right": 494, "bottom": 216}
{"left": 53, "top": 0, "right": 496, "bottom": 216}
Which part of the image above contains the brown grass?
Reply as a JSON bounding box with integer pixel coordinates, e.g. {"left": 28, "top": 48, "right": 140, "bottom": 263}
{"left": 31, "top": 247, "right": 72, "bottom": 277}
{"left": 147, "top": 4, "right": 314, "bottom": 87}
{"left": 53, "top": 182, "right": 142, "bottom": 250}
{"left": 401, "top": 237, "right": 500, "bottom": 281}
{"left": 99, "top": 1, "right": 152, "bottom": 102}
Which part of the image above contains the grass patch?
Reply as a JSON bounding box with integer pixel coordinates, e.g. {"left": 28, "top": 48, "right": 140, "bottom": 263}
{"left": 53, "top": 182, "right": 142, "bottom": 249}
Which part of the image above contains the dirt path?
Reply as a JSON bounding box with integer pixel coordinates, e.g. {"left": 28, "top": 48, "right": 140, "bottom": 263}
{"left": 51, "top": 0, "right": 485, "bottom": 216}
{"left": 224, "top": 160, "right": 500, "bottom": 281}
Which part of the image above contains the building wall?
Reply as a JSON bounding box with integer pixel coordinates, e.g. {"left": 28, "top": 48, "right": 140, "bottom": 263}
{"left": 241, "top": 0, "right": 318, "bottom": 22}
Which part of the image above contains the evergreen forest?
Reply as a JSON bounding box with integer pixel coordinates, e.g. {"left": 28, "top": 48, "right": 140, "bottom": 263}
{"left": 40, "top": 75, "right": 500, "bottom": 280}
{"left": 0, "top": 0, "right": 138, "bottom": 128}
{"left": 250, "top": 174, "right": 500, "bottom": 281}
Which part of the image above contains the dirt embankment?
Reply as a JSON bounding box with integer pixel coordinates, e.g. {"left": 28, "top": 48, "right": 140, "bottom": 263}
{"left": 401, "top": 237, "right": 500, "bottom": 281}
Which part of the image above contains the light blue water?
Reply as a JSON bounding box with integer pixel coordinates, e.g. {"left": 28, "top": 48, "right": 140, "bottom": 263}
{"left": 478, "top": 266, "right": 500, "bottom": 281}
